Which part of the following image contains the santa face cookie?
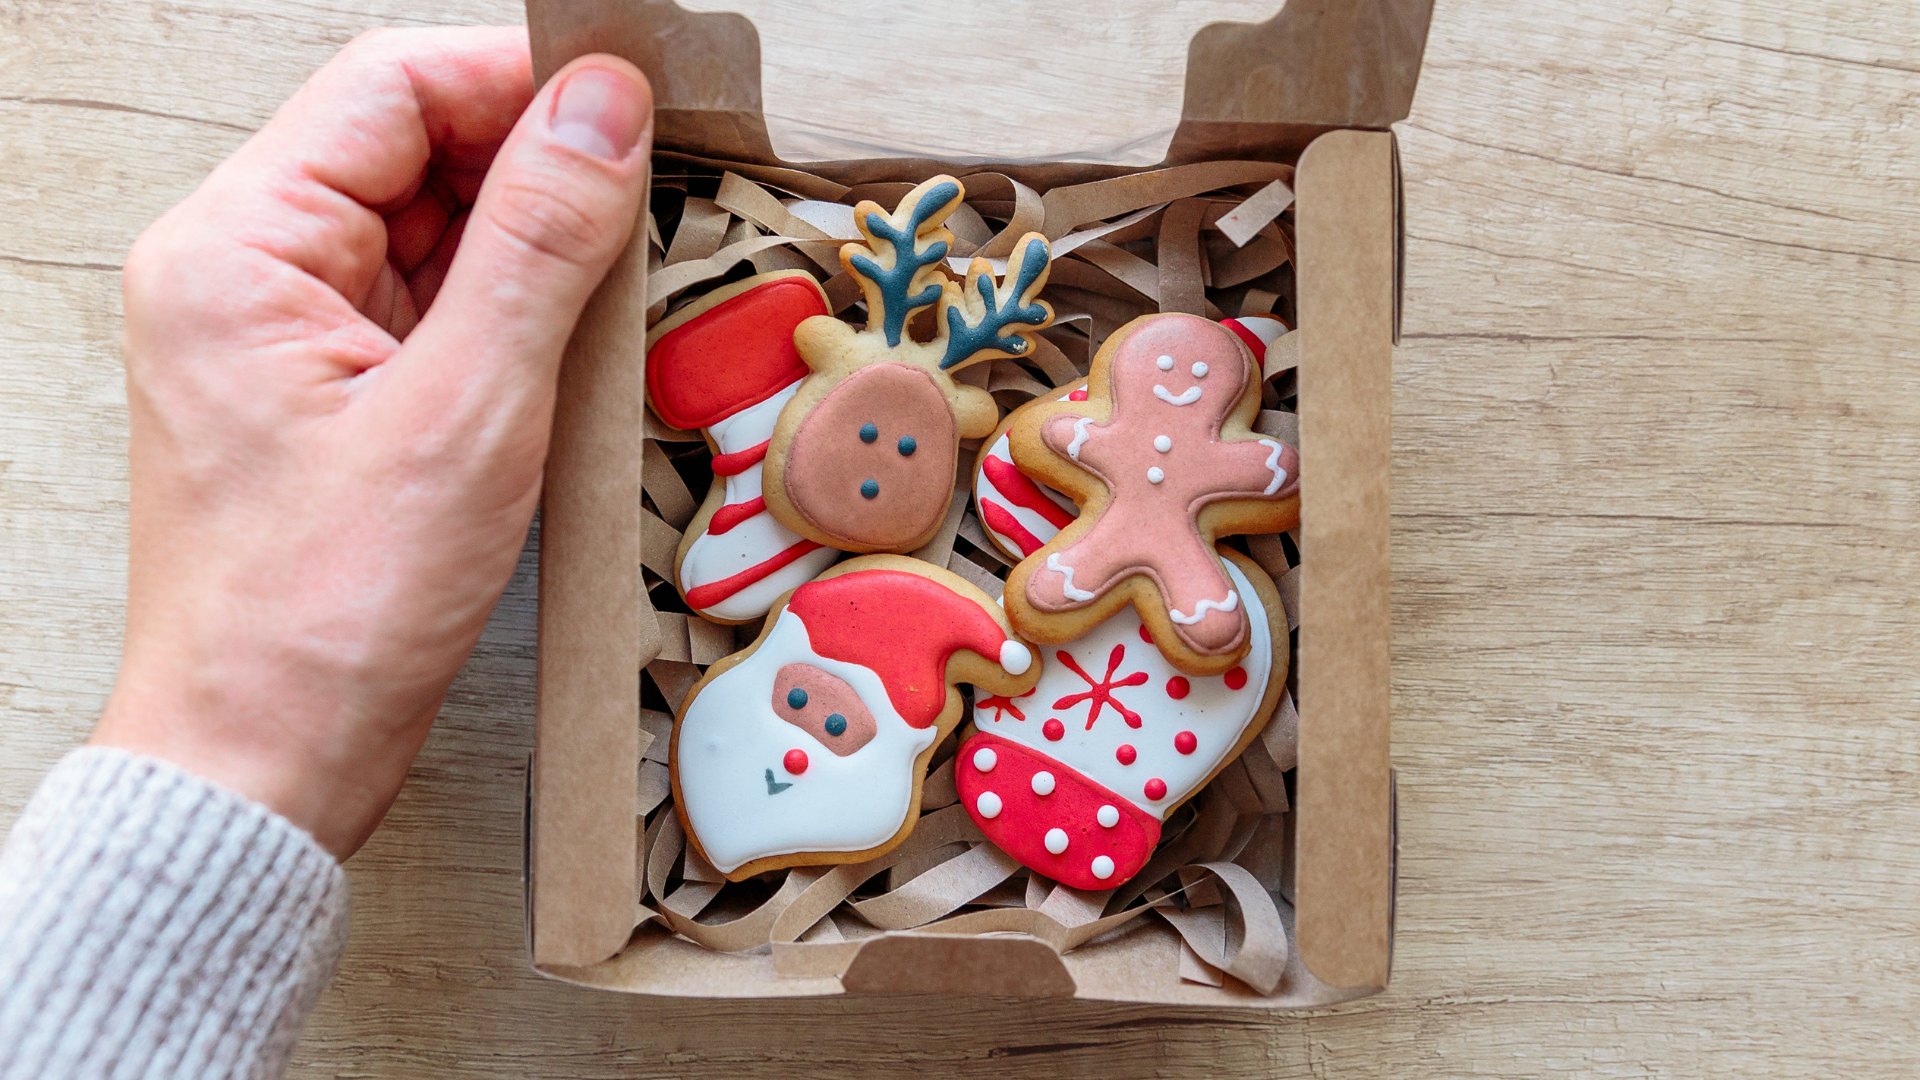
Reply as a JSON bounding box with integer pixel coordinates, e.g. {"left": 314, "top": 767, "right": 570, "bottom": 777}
{"left": 671, "top": 556, "right": 1040, "bottom": 879}
{"left": 646, "top": 271, "right": 843, "bottom": 622}
{"left": 762, "top": 175, "right": 1057, "bottom": 554}
{"left": 960, "top": 548, "right": 1285, "bottom": 890}
{"left": 1004, "top": 313, "right": 1301, "bottom": 676}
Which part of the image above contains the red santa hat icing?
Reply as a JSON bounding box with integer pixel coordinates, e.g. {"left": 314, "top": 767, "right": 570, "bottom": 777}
{"left": 785, "top": 568, "right": 1032, "bottom": 729}
{"left": 646, "top": 274, "right": 827, "bottom": 430}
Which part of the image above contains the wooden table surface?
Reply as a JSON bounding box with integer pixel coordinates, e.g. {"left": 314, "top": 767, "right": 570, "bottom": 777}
{"left": 4, "top": 1, "right": 1917, "bottom": 1075}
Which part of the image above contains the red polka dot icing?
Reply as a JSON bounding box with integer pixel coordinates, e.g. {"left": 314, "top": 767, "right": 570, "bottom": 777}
{"left": 1042, "top": 718, "right": 1065, "bottom": 741}
{"left": 783, "top": 749, "right": 809, "bottom": 775}
{"left": 1224, "top": 666, "right": 1248, "bottom": 691}
{"left": 1144, "top": 778, "right": 1168, "bottom": 801}
{"left": 1166, "top": 676, "right": 1190, "bottom": 700}
{"left": 1115, "top": 744, "right": 1137, "bottom": 765}
{"left": 1174, "top": 731, "right": 1197, "bottom": 755}
{"left": 956, "top": 731, "right": 1160, "bottom": 890}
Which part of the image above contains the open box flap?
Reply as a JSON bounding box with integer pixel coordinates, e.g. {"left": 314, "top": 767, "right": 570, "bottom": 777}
{"left": 529, "top": 0, "right": 1433, "bottom": 178}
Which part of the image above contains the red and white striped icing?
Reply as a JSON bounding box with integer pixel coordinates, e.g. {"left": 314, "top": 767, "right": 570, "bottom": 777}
{"left": 960, "top": 556, "right": 1275, "bottom": 889}
{"left": 972, "top": 388, "right": 1083, "bottom": 560}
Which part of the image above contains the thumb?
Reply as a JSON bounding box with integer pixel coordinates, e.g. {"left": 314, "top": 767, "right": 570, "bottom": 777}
{"left": 396, "top": 55, "right": 651, "bottom": 404}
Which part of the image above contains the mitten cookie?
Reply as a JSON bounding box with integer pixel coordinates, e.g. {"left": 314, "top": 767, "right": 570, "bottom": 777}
{"left": 974, "top": 318, "right": 1288, "bottom": 561}
{"left": 646, "top": 271, "right": 843, "bottom": 622}
{"left": 959, "top": 549, "right": 1285, "bottom": 890}
{"left": 762, "top": 175, "right": 1056, "bottom": 554}
{"left": 672, "top": 555, "right": 1040, "bottom": 879}
{"left": 1004, "top": 313, "right": 1300, "bottom": 675}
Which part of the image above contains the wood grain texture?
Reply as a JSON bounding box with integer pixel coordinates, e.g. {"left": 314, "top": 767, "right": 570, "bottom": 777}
{"left": 3, "top": 0, "right": 1918, "bottom": 1075}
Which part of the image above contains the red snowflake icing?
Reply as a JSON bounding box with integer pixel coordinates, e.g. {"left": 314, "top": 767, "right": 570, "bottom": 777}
{"left": 977, "top": 689, "right": 1033, "bottom": 723}
{"left": 1052, "top": 643, "right": 1150, "bottom": 730}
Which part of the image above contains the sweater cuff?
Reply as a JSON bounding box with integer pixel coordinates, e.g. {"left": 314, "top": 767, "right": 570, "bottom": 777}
{"left": 0, "top": 746, "right": 349, "bottom": 1080}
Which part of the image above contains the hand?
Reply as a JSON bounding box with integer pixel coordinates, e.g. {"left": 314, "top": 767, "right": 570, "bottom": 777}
{"left": 90, "top": 28, "right": 652, "bottom": 859}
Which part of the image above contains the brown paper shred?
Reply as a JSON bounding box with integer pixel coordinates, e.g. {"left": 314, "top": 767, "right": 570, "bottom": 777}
{"left": 945, "top": 202, "right": 994, "bottom": 256}
{"left": 1179, "top": 937, "right": 1227, "bottom": 987}
{"left": 1039, "top": 161, "right": 1293, "bottom": 240}
{"left": 1214, "top": 758, "right": 1268, "bottom": 819}
{"left": 645, "top": 211, "right": 663, "bottom": 253}
{"left": 1156, "top": 862, "right": 1288, "bottom": 994}
{"left": 1263, "top": 330, "right": 1300, "bottom": 382}
{"left": 1232, "top": 814, "right": 1291, "bottom": 893}
{"left": 688, "top": 617, "right": 733, "bottom": 667}
{"left": 955, "top": 515, "right": 1011, "bottom": 568}
{"left": 822, "top": 271, "right": 864, "bottom": 314}
{"left": 1025, "top": 335, "right": 1081, "bottom": 388}
{"left": 1255, "top": 409, "right": 1299, "bottom": 450}
{"left": 1244, "top": 534, "right": 1290, "bottom": 582}
{"left": 714, "top": 174, "right": 845, "bottom": 276}
{"left": 664, "top": 880, "right": 724, "bottom": 920}
{"left": 638, "top": 708, "right": 673, "bottom": 760}
{"left": 681, "top": 847, "right": 726, "bottom": 884}
{"left": 639, "top": 508, "right": 681, "bottom": 581}
{"left": 644, "top": 410, "right": 700, "bottom": 443}
{"left": 1035, "top": 884, "right": 1113, "bottom": 928}
{"left": 887, "top": 841, "right": 970, "bottom": 893}
{"left": 954, "top": 172, "right": 1044, "bottom": 259}
{"left": 767, "top": 804, "right": 985, "bottom": 945}
{"left": 654, "top": 151, "right": 851, "bottom": 201}
{"left": 1279, "top": 565, "right": 1301, "bottom": 633}
{"left": 747, "top": 243, "right": 816, "bottom": 276}
{"left": 919, "top": 757, "right": 958, "bottom": 812}
{"left": 646, "top": 234, "right": 820, "bottom": 307}
{"left": 1263, "top": 693, "right": 1300, "bottom": 774}
{"left": 637, "top": 759, "right": 671, "bottom": 817}
{"left": 1046, "top": 259, "right": 1151, "bottom": 307}
{"left": 1239, "top": 734, "right": 1293, "bottom": 815}
{"left": 644, "top": 659, "right": 699, "bottom": 713}
{"left": 944, "top": 551, "right": 1003, "bottom": 600}
{"left": 1024, "top": 873, "right": 1055, "bottom": 911}
{"left": 852, "top": 845, "right": 1032, "bottom": 930}
{"left": 1215, "top": 178, "right": 1296, "bottom": 248}
{"left": 647, "top": 814, "right": 830, "bottom": 953}
{"left": 986, "top": 357, "right": 1050, "bottom": 400}
{"left": 1239, "top": 288, "right": 1280, "bottom": 318}
{"left": 663, "top": 197, "right": 729, "bottom": 266}
{"left": 641, "top": 440, "right": 696, "bottom": 529}
{"left": 649, "top": 613, "right": 692, "bottom": 664}
{"left": 1157, "top": 198, "right": 1211, "bottom": 316}
{"left": 1071, "top": 240, "right": 1161, "bottom": 304}
{"left": 1210, "top": 235, "right": 1292, "bottom": 289}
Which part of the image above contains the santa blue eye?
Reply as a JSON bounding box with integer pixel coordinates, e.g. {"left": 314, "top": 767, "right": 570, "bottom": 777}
{"left": 897, "top": 436, "right": 916, "bottom": 456}
{"left": 861, "top": 478, "right": 880, "bottom": 499}
{"left": 859, "top": 423, "right": 879, "bottom": 443}
{"left": 786, "top": 687, "right": 808, "bottom": 710}
{"left": 825, "top": 713, "right": 847, "bottom": 736}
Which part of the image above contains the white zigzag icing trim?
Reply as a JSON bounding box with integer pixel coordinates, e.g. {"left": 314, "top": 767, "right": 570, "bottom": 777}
{"left": 1066, "top": 416, "right": 1093, "bottom": 461}
{"left": 1153, "top": 384, "right": 1202, "bottom": 406}
{"left": 1169, "top": 589, "right": 1239, "bottom": 625}
{"left": 1046, "top": 552, "right": 1097, "bottom": 601}
{"left": 1258, "top": 438, "right": 1287, "bottom": 496}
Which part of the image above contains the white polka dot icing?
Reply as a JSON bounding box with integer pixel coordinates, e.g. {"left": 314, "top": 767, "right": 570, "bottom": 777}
{"left": 1191, "top": 361, "right": 1209, "bottom": 378}
{"left": 1147, "top": 467, "right": 1165, "bottom": 484}
{"left": 1091, "top": 855, "right": 1115, "bottom": 880}
{"left": 1044, "top": 827, "right": 1069, "bottom": 855}
{"left": 1156, "top": 354, "right": 1174, "bottom": 371}
{"left": 1154, "top": 435, "right": 1172, "bottom": 453}
{"left": 973, "top": 747, "right": 997, "bottom": 773}
{"left": 1031, "top": 770, "right": 1056, "bottom": 796}
{"left": 976, "top": 791, "right": 1002, "bottom": 819}
{"left": 1097, "top": 804, "right": 1120, "bottom": 828}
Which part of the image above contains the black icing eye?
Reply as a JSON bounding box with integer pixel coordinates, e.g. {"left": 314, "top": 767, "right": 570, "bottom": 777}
{"left": 859, "top": 423, "right": 879, "bottom": 443}
{"left": 897, "top": 435, "right": 917, "bottom": 456}
{"left": 786, "top": 687, "right": 808, "bottom": 710}
{"left": 824, "top": 713, "right": 848, "bottom": 737}
{"left": 860, "top": 479, "right": 880, "bottom": 499}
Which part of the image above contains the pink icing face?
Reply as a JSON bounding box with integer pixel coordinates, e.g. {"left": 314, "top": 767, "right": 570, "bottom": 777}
{"left": 772, "top": 663, "right": 879, "bottom": 756}
{"left": 781, "top": 363, "right": 958, "bottom": 550}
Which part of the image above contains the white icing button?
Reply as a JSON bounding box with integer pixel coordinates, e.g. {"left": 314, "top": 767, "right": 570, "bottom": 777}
{"left": 1097, "top": 804, "right": 1120, "bottom": 828}
{"left": 999, "top": 639, "right": 1032, "bottom": 675}
{"left": 973, "top": 747, "right": 997, "bottom": 773}
{"left": 1031, "top": 770, "right": 1056, "bottom": 796}
{"left": 1156, "top": 354, "right": 1174, "bottom": 371}
{"left": 976, "top": 791, "right": 1003, "bottom": 819}
{"left": 1091, "top": 855, "right": 1116, "bottom": 880}
{"left": 1153, "top": 435, "right": 1172, "bottom": 453}
{"left": 1147, "top": 467, "right": 1165, "bottom": 484}
{"left": 1191, "top": 361, "right": 1209, "bottom": 378}
{"left": 1045, "top": 828, "right": 1069, "bottom": 855}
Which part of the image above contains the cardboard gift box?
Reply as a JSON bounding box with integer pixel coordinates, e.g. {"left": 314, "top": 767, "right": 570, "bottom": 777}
{"left": 524, "top": 0, "right": 1424, "bottom": 1006}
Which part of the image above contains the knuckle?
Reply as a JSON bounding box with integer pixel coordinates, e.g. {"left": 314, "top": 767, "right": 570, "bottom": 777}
{"left": 485, "top": 173, "right": 613, "bottom": 269}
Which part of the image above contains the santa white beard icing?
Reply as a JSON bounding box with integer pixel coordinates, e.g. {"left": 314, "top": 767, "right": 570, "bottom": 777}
{"left": 672, "top": 557, "right": 1038, "bottom": 879}
{"left": 959, "top": 550, "right": 1284, "bottom": 890}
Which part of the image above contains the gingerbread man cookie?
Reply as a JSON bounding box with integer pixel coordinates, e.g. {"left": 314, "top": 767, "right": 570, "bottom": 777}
{"left": 646, "top": 271, "right": 845, "bottom": 622}
{"left": 960, "top": 548, "right": 1285, "bottom": 889}
{"left": 1004, "top": 313, "right": 1300, "bottom": 675}
{"left": 761, "top": 175, "right": 1056, "bottom": 554}
{"left": 671, "top": 556, "right": 1040, "bottom": 879}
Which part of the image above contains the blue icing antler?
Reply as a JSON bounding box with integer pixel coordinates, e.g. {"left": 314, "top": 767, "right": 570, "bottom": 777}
{"left": 845, "top": 178, "right": 961, "bottom": 347}
{"left": 940, "top": 235, "right": 1055, "bottom": 371}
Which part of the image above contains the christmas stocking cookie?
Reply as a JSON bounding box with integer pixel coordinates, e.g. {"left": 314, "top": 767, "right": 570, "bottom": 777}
{"left": 672, "top": 555, "right": 1040, "bottom": 879}
{"left": 959, "top": 548, "right": 1285, "bottom": 890}
{"left": 762, "top": 175, "right": 1057, "bottom": 554}
{"left": 972, "top": 315, "right": 1288, "bottom": 560}
{"left": 646, "top": 271, "right": 843, "bottom": 622}
{"left": 1004, "top": 313, "right": 1301, "bottom": 675}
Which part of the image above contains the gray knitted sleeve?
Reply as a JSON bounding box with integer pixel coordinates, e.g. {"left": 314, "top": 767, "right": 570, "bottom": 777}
{"left": 0, "top": 747, "right": 349, "bottom": 1080}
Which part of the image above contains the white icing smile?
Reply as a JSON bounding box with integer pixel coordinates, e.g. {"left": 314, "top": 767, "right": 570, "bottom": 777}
{"left": 1153, "top": 385, "right": 1202, "bottom": 407}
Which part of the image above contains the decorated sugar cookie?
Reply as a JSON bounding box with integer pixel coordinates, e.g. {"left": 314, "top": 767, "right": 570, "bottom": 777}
{"left": 959, "top": 549, "right": 1284, "bottom": 890}
{"left": 671, "top": 556, "right": 1040, "bottom": 879}
{"left": 646, "top": 271, "right": 844, "bottom": 622}
{"left": 973, "top": 318, "right": 1287, "bottom": 561}
{"left": 1004, "top": 313, "right": 1300, "bottom": 676}
{"left": 762, "top": 175, "right": 1057, "bottom": 554}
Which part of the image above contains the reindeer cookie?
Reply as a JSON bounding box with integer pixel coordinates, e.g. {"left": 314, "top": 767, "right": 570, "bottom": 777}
{"left": 672, "top": 556, "right": 1040, "bottom": 879}
{"left": 1004, "top": 313, "right": 1300, "bottom": 676}
{"left": 762, "top": 176, "right": 1056, "bottom": 554}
